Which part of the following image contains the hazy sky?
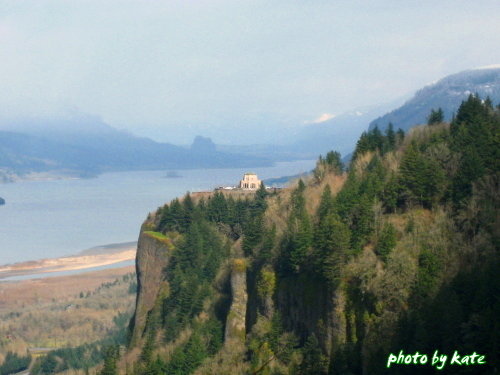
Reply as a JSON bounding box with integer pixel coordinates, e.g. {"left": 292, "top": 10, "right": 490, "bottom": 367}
{"left": 0, "top": 0, "right": 499, "bottom": 144}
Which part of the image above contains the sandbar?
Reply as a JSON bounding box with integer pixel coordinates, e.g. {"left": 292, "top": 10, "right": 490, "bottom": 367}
{"left": 0, "top": 242, "right": 137, "bottom": 280}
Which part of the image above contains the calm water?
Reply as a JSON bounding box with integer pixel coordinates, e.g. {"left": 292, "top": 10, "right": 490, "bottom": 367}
{"left": 0, "top": 160, "right": 315, "bottom": 264}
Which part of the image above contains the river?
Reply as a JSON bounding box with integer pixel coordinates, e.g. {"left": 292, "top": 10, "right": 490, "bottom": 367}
{"left": 0, "top": 160, "right": 315, "bottom": 264}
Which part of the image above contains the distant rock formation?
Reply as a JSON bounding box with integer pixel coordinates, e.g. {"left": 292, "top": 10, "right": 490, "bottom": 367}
{"left": 190, "top": 135, "right": 217, "bottom": 154}
{"left": 0, "top": 197, "right": 4, "bottom": 205}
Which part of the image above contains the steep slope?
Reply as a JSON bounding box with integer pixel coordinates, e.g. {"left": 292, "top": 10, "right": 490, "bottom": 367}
{"left": 130, "top": 230, "right": 174, "bottom": 347}
{"left": 369, "top": 66, "right": 500, "bottom": 131}
{"left": 120, "top": 95, "right": 499, "bottom": 375}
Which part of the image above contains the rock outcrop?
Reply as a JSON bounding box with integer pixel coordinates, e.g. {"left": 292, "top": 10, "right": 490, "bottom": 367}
{"left": 130, "top": 229, "right": 173, "bottom": 346}
{"left": 224, "top": 258, "right": 248, "bottom": 345}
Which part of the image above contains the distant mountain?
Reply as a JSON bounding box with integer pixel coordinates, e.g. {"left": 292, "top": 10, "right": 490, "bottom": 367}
{"left": 217, "top": 102, "right": 403, "bottom": 161}
{"left": 291, "top": 101, "right": 402, "bottom": 157}
{"left": 369, "top": 66, "right": 500, "bottom": 131}
{"left": 0, "top": 117, "right": 271, "bottom": 181}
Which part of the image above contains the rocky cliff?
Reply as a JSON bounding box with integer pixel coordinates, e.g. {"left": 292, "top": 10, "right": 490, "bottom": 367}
{"left": 129, "top": 228, "right": 174, "bottom": 347}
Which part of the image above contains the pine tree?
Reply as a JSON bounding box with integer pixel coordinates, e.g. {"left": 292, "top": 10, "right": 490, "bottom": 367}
{"left": 349, "top": 194, "right": 374, "bottom": 252}
{"left": 100, "top": 346, "right": 119, "bottom": 375}
{"left": 317, "top": 185, "right": 334, "bottom": 221}
{"left": 300, "top": 334, "right": 328, "bottom": 374}
{"left": 353, "top": 132, "right": 370, "bottom": 160}
{"left": 325, "top": 151, "right": 344, "bottom": 174}
{"left": 371, "top": 126, "right": 384, "bottom": 151}
{"left": 380, "top": 172, "right": 401, "bottom": 213}
{"left": 315, "top": 212, "right": 351, "bottom": 287}
{"left": 385, "top": 122, "right": 396, "bottom": 151}
{"left": 258, "top": 225, "right": 276, "bottom": 261}
{"left": 207, "top": 191, "right": 228, "bottom": 223}
{"left": 399, "top": 143, "right": 445, "bottom": 208}
{"left": 375, "top": 223, "right": 397, "bottom": 261}
{"left": 449, "top": 94, "right": 500, "bottom": 205}
{"left": 427, "top": 108, "right": 444, "bottom": 125}
{"left": 288, "top": 212, "right": 313, "bottom": 273}
{"left": 181, "top": 193, "right": 195, "bottom": 230}
{"left": 282, "top": 181, "right": 313, "bottom": 273}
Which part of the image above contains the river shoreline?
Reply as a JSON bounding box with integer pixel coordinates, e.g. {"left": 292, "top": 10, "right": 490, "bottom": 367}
{"left": 0, "top": 241, "right": 137, "bottom": 281}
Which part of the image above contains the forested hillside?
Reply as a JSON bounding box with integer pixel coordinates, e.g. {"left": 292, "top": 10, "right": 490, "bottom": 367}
{"left": 106, "top": 95, "right": 499, "bottom": 375}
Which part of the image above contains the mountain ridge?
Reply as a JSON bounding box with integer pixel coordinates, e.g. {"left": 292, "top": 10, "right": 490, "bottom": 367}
{"left": 368, "top": 66, "right": 500, "bottom": 131}
{"left": 0, "top": 120, "right": 272, "bottom": 181}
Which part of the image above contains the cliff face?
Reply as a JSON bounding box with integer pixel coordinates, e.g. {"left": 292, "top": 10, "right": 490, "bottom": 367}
{"left": 224, "top": 258, "right": 247, "bottom": 345}
{"left": 130, "top": 230, "right": 173, "bottom": 346}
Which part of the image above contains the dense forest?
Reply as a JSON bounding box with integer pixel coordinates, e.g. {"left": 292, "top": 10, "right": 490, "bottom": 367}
{"left": 116, "top": 94, "right": 498, "bottom": 375}
{"left": 6, "top": 94, "right": 496, "bottom": 375}
{"left": 0, "top": 352, "right": 31, "bottom": 375}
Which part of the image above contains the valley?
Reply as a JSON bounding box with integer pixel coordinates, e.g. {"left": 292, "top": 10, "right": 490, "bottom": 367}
{"left": 0, "top": 266, "right": 136, "bottom": 373}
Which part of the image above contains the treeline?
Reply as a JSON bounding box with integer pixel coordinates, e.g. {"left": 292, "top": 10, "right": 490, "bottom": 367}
{"left": 352, "top": 123, "right": 405, "bottom": 160}
{"left": 156, "top": 184, "right": 269, "bottom": 246}
{"left": 0, "top": 352, "right": 31, "bottom": 375}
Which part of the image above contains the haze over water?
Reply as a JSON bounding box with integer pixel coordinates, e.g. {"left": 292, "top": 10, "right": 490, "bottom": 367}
{"left": 0, "top": 160, "right": 314, "bottom": 265}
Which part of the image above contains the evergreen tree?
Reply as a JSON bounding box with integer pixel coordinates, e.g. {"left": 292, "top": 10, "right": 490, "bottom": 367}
{"left": 449, "top": 94, "right": 500, "bottom": 205}
{"left": 207, "top": 191, "right": 229, "bottom": 223}
{"left": 349, "top": 195, "right": 374, "bottom": 252}
{"left": 324, "top": 151, "right": 344, "bottom": 174}
{"left": 300, "top": 335, "right": 328, "bottom": 375}
{"left": 314, "top": 212, "right": 351, "bottom": 287}
{"left": 282, "top": 181, "right": 313, "bottom": 273}
{"left": 399, "top": 143, "right": 445, "bottom": 208}
{"left": 380, "top": 172, "right": 401, "bottom": 213}
{"left": 427, "top": 108, "right": 444, "bottom": 125}
{"left": 255, "top": 181, "right": 268, "bottom": 204}
{"left": 385, "top": 122, "right": 396, "bottom": 151}
{"left": 317, "top": 185, "right": 334, "bottom": 221}
{"left": 40, "top": 354, "right": 58, "bottom": 374}
{"left": 371, "top": 126, "right": 384, "bottom": 151}
{"left": 99, "top": 346, "right": 119, "bottom": 375}
{"left": 258, "top": 225, "right": 276, "bottom": 261}
{"left": 375, "top": 223, "right": 397, "bottom": 261}
{"left": 353, "top": 131, "right": 371, "bottom": 160}
{"left": 182, "top": 193, "right": 195, "bottom": 230}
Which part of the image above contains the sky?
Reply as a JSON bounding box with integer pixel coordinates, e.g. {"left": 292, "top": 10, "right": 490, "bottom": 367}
{"left": 0, "top": 0, "right": 499, "bottom": 144}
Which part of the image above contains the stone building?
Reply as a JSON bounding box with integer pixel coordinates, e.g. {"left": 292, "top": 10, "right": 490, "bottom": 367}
{"left": 239, "top": 173, "right": 262, "bottom": 190}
